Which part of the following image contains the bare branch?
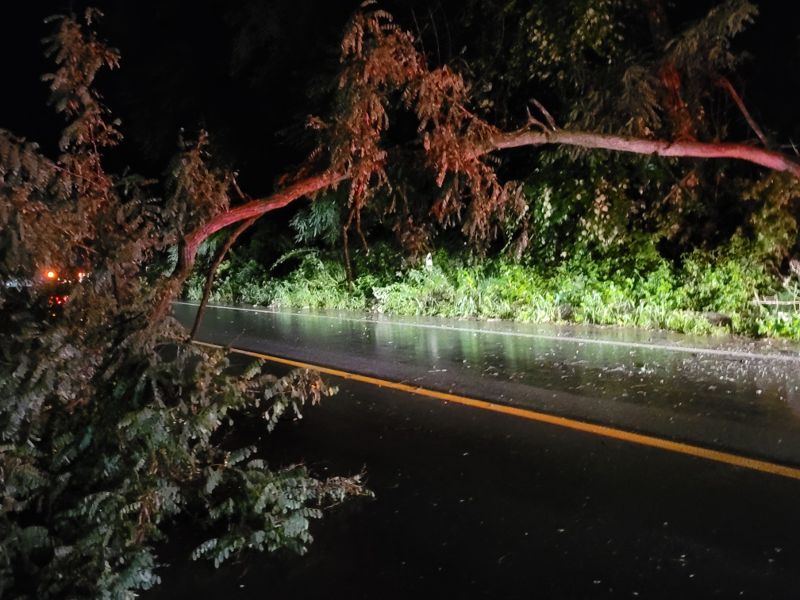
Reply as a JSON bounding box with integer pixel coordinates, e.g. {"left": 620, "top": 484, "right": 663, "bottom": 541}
{"left": 491, "top": 128, "right": 800, "bottom": 179}
{"left": 231, "top": 174, "right": 251, "bottom": 203}
{"left": 525, "top": 107, "right": 549, "bottom": 132}
{"left": 716, "top": 76, "right": 769, "bottom": 148}
{"left": 182, "top": 170, "right": 345, "bottom": 268}
{"left": 189, "top": 216, "right": 257, "bottom": 339}
{"left": 342, "top": 218, "right": 354, "bottom": 285}
{"left": 530, "top": 98, "right": 558, "bottom": 131}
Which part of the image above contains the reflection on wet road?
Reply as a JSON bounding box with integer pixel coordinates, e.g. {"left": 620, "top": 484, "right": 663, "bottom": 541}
{"left": 174, "top": 302, "right": 800, "bottom": 465}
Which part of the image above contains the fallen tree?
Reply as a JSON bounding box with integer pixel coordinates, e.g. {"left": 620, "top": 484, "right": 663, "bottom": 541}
{"left": 173, "top": 4, "right": 800, "bottom": 334}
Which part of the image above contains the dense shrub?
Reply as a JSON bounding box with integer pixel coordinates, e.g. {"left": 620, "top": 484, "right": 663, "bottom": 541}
{"left": 189, "top": 239, "right": 800, "bottom": 340}
{"left": 0, "top": 14, "right": 365, "bottom": 598}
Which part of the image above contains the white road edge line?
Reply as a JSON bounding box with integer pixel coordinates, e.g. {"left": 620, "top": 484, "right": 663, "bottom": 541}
{"left": 174, "top": 301, "right": 800, "bottom": 363}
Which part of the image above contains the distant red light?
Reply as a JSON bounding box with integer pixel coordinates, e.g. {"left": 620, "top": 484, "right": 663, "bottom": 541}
{"left": 48, "top": 294, "right": 70, "bottom": 306}
{"left": 45, "top": 270, "right": 57, "bottom": 280}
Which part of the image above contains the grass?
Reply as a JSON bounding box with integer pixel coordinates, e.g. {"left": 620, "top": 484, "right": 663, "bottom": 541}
{"left": 184, "top": 239, "right": 800, "bottom": 341}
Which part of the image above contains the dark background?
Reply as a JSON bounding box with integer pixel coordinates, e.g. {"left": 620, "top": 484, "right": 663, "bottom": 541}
{"left": 1, "top": 1, "right": 798, "bottom": 194}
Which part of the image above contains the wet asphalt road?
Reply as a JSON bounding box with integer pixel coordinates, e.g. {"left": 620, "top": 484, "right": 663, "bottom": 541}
{"left": 174, "top": 303, "right": 800, "bottom": 466}
{"left": 147, "top": 304, "right": 800, "bottom": 598}
{"left": 149, "top": 363, "right": 800, "bottom": 599}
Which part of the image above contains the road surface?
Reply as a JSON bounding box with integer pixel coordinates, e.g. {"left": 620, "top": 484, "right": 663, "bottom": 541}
{"left": 174, "top": 302, "right": 800, "bottom": 467}
{"left": 147, "top": 303, "right": 800, "bottom": 598}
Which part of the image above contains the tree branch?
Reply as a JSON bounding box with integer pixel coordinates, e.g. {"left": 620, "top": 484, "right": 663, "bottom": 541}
{"left": 173, "top": 125, "right": 800, "bottom": 302}
{"left": 716, "top": 76, "right": 770, "bottom": 148}
{"left": 530, "top": 98, "right": 557, "bottom": 131}
{"left": 189, "top": 216, "right": 257, "bottom": 340}
{"left": 491, "top": 128, "right": 800, "bottom": 178}
{"left": 182, "top": 170, "right": 345, "bottom": 269}
{"left": 148, "top": 170, "right": 344, "bottom": 325}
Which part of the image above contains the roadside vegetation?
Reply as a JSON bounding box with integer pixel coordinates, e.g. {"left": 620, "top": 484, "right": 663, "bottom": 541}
{"left": 182, "top": 1, "right": 800, "bottom": 343}
{"left": 187, "top": 183, "right": 800, "bottom": 340}
{"left": 186, "top": 238, "right": 800, "bottom": 340}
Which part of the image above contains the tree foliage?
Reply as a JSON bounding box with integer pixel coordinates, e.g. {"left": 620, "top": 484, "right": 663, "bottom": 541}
{"left": 179, "top": 0, "right": 798, "bottom": 283}
{"left": 452, "top": 0, "right": 799, "bottom": 259}
{"left": 175, "top": 0, "right": 800, "bottom": 362}
{"left": 0, "top": 12, "right": 366, "bottom": 598}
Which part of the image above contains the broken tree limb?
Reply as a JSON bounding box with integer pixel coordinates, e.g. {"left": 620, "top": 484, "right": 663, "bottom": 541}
{"left": 150, "top": 170, "right": 345, "bottom": 325}
{"left": 169, "top": 124, "right": 800, "bottom": 313}
{"left": 189, "top": 216, "right": 258, "bottom": 340}
{"left": 182, "top": 170, "right": 346, "bottom": 270}
{"left": 491, "top": 128, "right": 800, "bottom": 179}
{"left": 716, "top": 76, "right": 770, "bottom": 148}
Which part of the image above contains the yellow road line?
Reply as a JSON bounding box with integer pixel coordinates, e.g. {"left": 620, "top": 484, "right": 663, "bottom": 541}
{"left": 195, "top": 340, "right": 800, "bottom": 482}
